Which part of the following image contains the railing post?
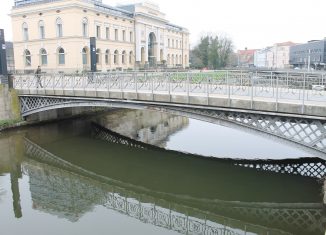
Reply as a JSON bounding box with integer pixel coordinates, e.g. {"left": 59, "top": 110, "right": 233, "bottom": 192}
{"left": 302, "top": 73, "right": 306, "bottom": 114}
{"left": 206, "top": 73, "right": 209, "bottom": 105}
{"left": 250, "top": 72, "right": 254, "bottom": 109}
{"left": 168, "top": 72, "right": 171, "bottom": 102}
{"left": 134, "top": 72, "right": 138, "bottom": 100}
{"left": 187, "top": 72, "right": 190, "bottom": 104}
{"left": 275, "top": 71, "right": 279, "bottom": 111}
{"left": 151, "top": 72, "right": 154, "bottom": 96}
{"left": 227, "top": 70, "right": 230, "bottom": 107}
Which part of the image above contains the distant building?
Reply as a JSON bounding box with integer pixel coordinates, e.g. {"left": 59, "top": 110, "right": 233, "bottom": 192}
{"left": 254, "top": 47, "right": 272, "bottom": 68}
{"left": 5, "top": 42, "right": 15, "bottom": 73}
{"left": 290, "top": 39, "right": 326, "bottom": 70}
{"left": 237, "top": 49, "right": 257, "bottom": 67}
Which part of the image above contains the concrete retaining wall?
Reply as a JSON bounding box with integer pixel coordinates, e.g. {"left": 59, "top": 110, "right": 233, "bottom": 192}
{"left": 0, "top": 85, "right": 20, "bottom": 121}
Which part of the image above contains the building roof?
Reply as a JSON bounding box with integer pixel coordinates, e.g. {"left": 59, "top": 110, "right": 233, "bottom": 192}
{"left": 275, "top": 41, "right": 297, "bottom": 47}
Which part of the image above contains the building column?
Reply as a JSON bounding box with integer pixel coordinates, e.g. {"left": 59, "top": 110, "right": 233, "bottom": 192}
{"left": 156, "top": 30, "right": 161, "bottom": 63}
{"left": 135, "top": 24, "right": 141, "bottom": 62}
{"left": 145, "top": 28, "right": 149, "bottom": 62}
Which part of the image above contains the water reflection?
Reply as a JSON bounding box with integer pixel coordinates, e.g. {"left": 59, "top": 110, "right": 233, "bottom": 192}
{"left": 23, "top": 134, "right": 325, "bottom": 235}
{"left": 94, "top": 109, "right": 189, "bottom": 147}
{"left": 94, "top": 109, "right": 326, "bottom": 159}
{"left": 0, "top": 111, "right": 325, "bottom": 235}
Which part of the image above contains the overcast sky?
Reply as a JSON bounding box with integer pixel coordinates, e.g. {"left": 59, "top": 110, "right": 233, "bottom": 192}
{"left": 1, "top": 0, "right": 326, "bottom": 50}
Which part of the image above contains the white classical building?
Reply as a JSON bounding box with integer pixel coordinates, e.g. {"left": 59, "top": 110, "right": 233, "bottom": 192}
{"left": 11, "top": 0, "right": 190, "bottom": 72}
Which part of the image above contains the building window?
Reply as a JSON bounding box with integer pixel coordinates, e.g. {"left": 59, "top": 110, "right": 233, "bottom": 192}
{"left": 172, "top": 40, "right": 174, "bottom": 48}
{"left": 22, "top": 22, "right": 29, "bottom": 41}
{"left": 106, "top": 27, "right": 110, "bottom": 40}
{"left": 129, "top": 51, "right": 133, "bottom": 64}
{"left": 122, "top": 50, "right": 126, "bottom": 64}
{"left": 176, "top": 40, "right": 178, "bottom": 49}
{"left": 130, "top": 32, "right": 133, "bottom": 42}
{"left": 168, "top": 39, "right": 170, "bottom": 48}
{"left": 82, "top": 47, "right": 88, "bottom": 65}
{"left": 56, "top": 18, "right": 63, "bottom": 37}
{"left": 58, "top": 47, "right": 65, "bottom": 65}
{"left": 114, "top": 50, "right": 119, "bottom": 64}
{"left": 115, "top": 29, "right": 118, "bottom": 41}
{"left": 40, "top": 48, "right": 47, "bottom": 65}
{"left": 82, "top": 18, "right": 88, "bottom": 37}
{"left": 39, "top": 20, "right": 45, "bottom": 39}
{"left": 167, "top": 54, "right": 170, "bottom": 65}
{"left": 179, "top": 55, "right": 182, "bottom": 64}
{"left": 96, "top": 25, "right": 101, "bottom": 39}
{"left": 96, "top": 49, "right": 101, "bottom": 65}
{"left": 122, "top": 30, "right": 126, "bottom": 41}
{"left": 105, "top": 49, "right": 110, "bottom": 65}
{"left": 24, "top": 49, "right": 31, "bottom": 66}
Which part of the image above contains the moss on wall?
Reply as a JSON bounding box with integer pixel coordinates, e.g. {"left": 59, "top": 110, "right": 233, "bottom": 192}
{"left": 0, "top": 85, "right": 22, "bottom": 125}
{"left": 9, "top": 88, "right": 21, "bottom": 120}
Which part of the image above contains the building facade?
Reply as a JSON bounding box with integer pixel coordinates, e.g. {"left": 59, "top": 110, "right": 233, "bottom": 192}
{"left": 254, "top": 42, "right": 296, "bottom": 69}
{"left": 254, "top": 47, "right": 271, "bottom": 68}
{"left": 237, "top": 49, "right": 256, "bottom": 68}
{"left": 5, "top": 42, "right": 15, "bottom": 73}
{"left": 290, "top": 39, "right": 326, "bottom": 70}
{"left": 10, "top": 0, "right": 190, "bottom": 72}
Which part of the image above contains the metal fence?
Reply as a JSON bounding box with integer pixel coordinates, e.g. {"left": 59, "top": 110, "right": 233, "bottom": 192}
{"left": 13, "top": 70, "right": 326, "bottom": 104}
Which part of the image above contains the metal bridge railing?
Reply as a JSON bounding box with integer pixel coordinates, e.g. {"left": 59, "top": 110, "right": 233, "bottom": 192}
{"left": 13, "top": 70, "right": 326, "bottom": 106}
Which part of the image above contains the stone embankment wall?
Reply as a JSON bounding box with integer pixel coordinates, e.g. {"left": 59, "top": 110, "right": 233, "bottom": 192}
{"left": 0, "top": 85, "right": 20, "bottom": 121}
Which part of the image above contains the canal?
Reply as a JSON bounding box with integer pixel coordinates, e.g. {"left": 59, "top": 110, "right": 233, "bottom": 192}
{"left": 0, "top": 109, "right": 325, "bottom": 235}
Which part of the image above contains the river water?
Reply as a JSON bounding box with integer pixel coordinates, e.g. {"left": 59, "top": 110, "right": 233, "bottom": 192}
{"left": 0, "top": 109, "right": 325, "bottom": 235}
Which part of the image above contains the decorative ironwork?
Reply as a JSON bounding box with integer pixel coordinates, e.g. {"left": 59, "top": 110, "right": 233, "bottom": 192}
{"left": 24, "top": 138, "right": 326, "bottom": 235}
{"left": 13, "top": 70, "right": 326, "bottom": 107}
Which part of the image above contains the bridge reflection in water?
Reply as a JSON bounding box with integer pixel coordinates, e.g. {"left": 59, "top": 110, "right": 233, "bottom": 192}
{"left": 23, "top": 135, "right": 326, "bottom": 235}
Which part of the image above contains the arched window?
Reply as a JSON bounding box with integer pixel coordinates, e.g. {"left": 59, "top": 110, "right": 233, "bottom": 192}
{"left": 179, "top": 55, "right": 182, "bottom": 65}
{"left": 176, "top": 40, "right": 178, "bottom": 49}
{"left": 176, "top": 55, "right": 178, "bottom": 64}
{"left": 129, "top": 51, "right": 133, "bottom": 64}
{"left": 56, "top": 18, "right": 63, "bottom": 37}
{"left": 122, "top": 50, "right": 126, "bottom": 64}
{"left": 82, "top": 47, "right": 88, "bottom": 65}
{"left": 22, "top": 22, "right": 29, "bottom": 41}
{"left": 105, "top": 49, "right": 110, "bottom": 65}
{"left": 167, "top": 54, "right": 170, "bottom": 65}
{"left": 24, "top": 49, "right": 31, "bottom": 66}
{"left": 58, "top": 47, "right": 65, "bottom": 65}
{"left": 172, "top": 54, "right": 175, "bottom": 65}
{"left": 40, "top": 48, "right": 47, "bottom": 65}
{"left": 38, "top": 20, "right": 45, "bottom": 39}
{"left": 96, "top": 49, "right": 101, "bottom": 65}
{"left": 114, "top": 50, "right": 119, "bottom": 65}
{"left": 82, "top": 18, "right": 88, "bottom": 37}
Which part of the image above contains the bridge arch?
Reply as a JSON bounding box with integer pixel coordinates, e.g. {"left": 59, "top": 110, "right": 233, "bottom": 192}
{"left": 19, "top": 95, "right": 326, "bottom": 159}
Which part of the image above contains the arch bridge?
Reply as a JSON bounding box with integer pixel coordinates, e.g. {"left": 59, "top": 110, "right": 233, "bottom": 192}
{"left": 13, "top": 70, "right": 326, "bottom": 157}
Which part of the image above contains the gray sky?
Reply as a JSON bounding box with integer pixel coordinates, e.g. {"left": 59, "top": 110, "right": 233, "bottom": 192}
{"left": 1, "top": 0, "right": 326, "bottom": 50}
